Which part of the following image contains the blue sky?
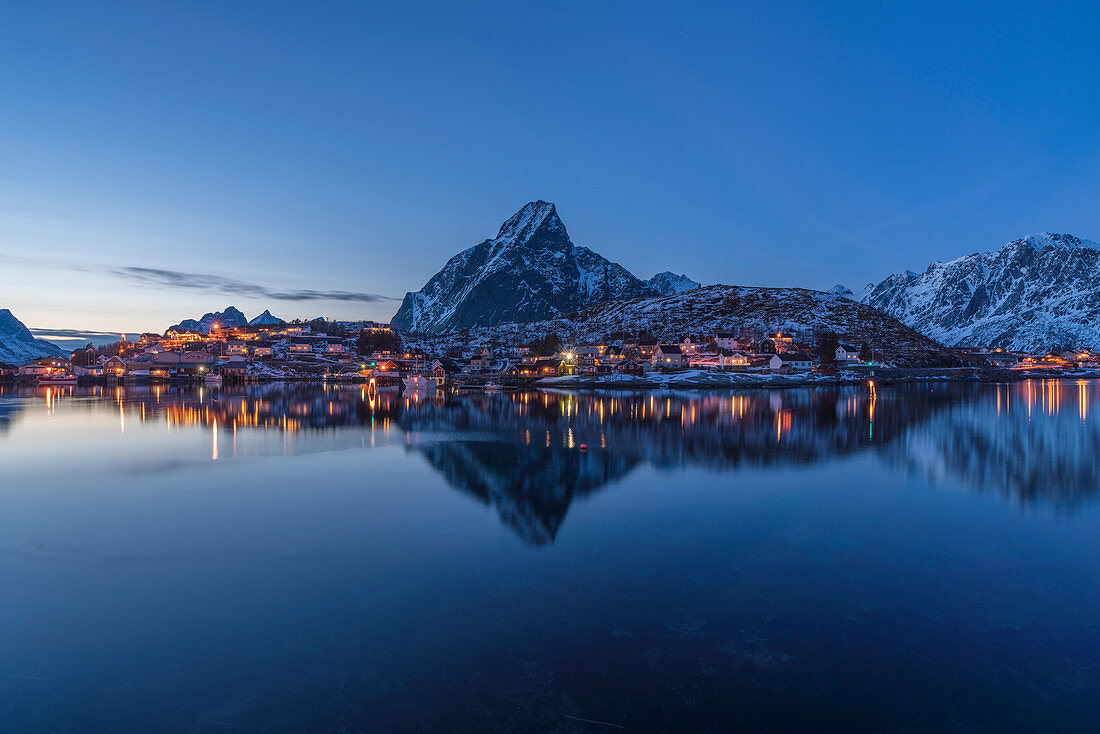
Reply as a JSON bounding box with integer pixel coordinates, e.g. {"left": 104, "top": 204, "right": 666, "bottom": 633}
{"left": 2, "top": 1, "right": 1099, "bottom": 342}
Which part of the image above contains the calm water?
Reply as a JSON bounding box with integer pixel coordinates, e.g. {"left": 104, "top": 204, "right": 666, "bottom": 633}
{"left": 2, "top": 381, "right": 1100, "bottom": 733}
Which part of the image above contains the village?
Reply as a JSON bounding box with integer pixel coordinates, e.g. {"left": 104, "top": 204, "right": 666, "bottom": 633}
{"left": 2, "top": 318, "right": 1099, "bottom": 389}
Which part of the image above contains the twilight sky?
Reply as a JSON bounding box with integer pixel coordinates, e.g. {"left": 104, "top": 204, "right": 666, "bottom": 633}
{"left": 3, "top": 1, "right": 1099, "bottom": 344}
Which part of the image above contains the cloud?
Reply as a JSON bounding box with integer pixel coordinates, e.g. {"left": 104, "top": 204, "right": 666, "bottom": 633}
{"left": 112, "top": 267, "right": 397, "bottom": 303}
{"left": 30, "top": 328, "right": 128, "bottom": 340}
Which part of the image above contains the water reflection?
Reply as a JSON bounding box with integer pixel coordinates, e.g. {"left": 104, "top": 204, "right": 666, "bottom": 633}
{"left": 3, "top": 380, "right": 1100, "bottom": 540}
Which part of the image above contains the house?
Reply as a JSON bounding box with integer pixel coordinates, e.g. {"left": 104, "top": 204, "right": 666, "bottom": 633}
{"left": 431, "top": 358, "right": 463, "bottom": 384}
{"left": 634, "top": 341, "right": 659, "bottom": 359}
{"left": 679, "top": 336, "right": 704, "bottom": 354}
{"left": 615, "top": 359, "right": 645, "bottom": 376}
{"left": 986, "top": 352, "right": 1020, "bottom": 368}
{"left": 465, "top": 352, "right": 493, "bottom": 372}
{"left": 655, "top": 344, "right": 685, "bottom": 369}
{"left": 102, "top": 356, "right": 127, "bottom": 377}
{"left": 72, "top": 363, "right": 104, "bottom": 377}
{"left": 719, "top": 350, "right": 750, "bottom": 370}
{"left": 715, "top": 331, "right": 740, "bottom": 351}
{"left": 603, "top": 346, "right": 625, "bottom": 363}
{"left": 253, "top": 342, "right": 274, "bottom": 358}
{"left": 288, "top": 337, "right": 314, "bottom": 354}
{"left": 835, "top": 343, "right": 861, "bottom": 363}
{"left": 226, "top": 342, "right": 249, "bottom": 356}
{"left": 532, "top": 358, "right": 566, "bottom": 376}
{"left": 776, "top": 353, "right": 814, "bottom": 371}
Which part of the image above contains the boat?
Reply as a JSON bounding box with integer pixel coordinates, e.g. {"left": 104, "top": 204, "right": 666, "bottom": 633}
{"left": 483, "top": 382, "right": 504, "bottom": 392}
{"left": 403, "top": 373, "right": 435, "bottom": 392}
{"left": 203, "top": 373, "right": 223, "bottom": 385}
{"left": 37, "top": 373, "right": 78, "bottom": 386}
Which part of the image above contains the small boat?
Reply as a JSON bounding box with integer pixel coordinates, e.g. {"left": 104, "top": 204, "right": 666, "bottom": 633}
{"left": 403, "top": 373, "right": 435, "bottom": 391}
{"left": 204, "top": 373, "right": 223, "bottom": 385}
{"left": 483, "top": 382, "right": 504, "bottom": 392}
{"left": 37, "top": 373, "right": 78, "bottom": 386}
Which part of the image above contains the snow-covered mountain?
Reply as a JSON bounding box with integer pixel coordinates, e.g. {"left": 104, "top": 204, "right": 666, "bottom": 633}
{"left": 248, "top": 309, "right": 283, "bottom": 326}
{"left": 647, "top": 272, "right": 701, "bottom": 295}
{"left": 858, "top": 233, "right": 1100, "bottom": 351}
{"left": 391, "top": 201, "right": 693, "bottom": 333}
{"left": 0, "top": 309, "right": 67, "bottom": 363}
{"left": 166, "top": 306, "right": 249, "bottom": 334}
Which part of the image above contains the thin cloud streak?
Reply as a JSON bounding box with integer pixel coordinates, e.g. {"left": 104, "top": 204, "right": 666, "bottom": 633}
{"left": 30, "top": 328, "right": 130, "bottom": 340}
{"left": 112, "top": 267, "right": 398, "bottom": 303}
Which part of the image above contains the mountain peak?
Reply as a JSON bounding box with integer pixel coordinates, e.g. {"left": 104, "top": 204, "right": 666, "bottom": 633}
{"left": 1010, "top": 232, "right": 1099, "bottom": 252}
{"left": 391, "top": 201, "right": 658, "bottom": 333}
{"left": 248, "top": 309, "right": 283, "bottom": 326}
{"left": 495, "top": 200, "right": 566, "bottom": 244}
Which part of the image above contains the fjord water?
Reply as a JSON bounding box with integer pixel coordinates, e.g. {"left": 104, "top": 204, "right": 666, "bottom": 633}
{"left": 2, "top": 383, "right": 1100, "bottom": 733}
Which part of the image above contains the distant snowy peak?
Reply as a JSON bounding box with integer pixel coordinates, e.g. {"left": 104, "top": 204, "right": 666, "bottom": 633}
{"left": 862, "top": 232, "right": 1100, "bottom": 351}
{"left": 647, "top": 272, "right": 701, "bottom": 296}
{"left": 391, "top": 201, "right": 669, "bottom": 333}
{"left": 248, "top": 309, "right": 283, "bottom": 326}
{"left": 166, "top": 306, "right": 249, "bottom": 335}
{"left": 828, "top": 284, "right": 854, "bottom": 298}
{"left": 0, "top": 309, "right": 66, "bottom": 363}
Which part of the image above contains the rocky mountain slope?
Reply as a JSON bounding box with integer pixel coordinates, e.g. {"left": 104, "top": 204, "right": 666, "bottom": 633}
{"left": 0, "top": 309, "right": 66, "bottom": 363}
{"left": 439, "top": 285, "right": 945, "bottom": 357}
{"left": 853, "top": 233, "right": 1100, "bottom": 351}
{"left": 391, "top": 201, "right": 696, "bottom": 333}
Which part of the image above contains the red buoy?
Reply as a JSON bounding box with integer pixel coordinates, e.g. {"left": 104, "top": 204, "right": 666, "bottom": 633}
{"left": 579, "top": 444, "right": 587, "bottom": 451}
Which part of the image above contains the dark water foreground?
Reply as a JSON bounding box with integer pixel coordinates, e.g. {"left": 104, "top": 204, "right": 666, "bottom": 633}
{"left": 1, "top": 381, "right": 1099, "bottom": 733}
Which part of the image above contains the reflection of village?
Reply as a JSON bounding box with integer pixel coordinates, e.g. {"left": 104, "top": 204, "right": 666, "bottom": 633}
{"left": 5, "top": 380, "right": 1100, "bottom": 542}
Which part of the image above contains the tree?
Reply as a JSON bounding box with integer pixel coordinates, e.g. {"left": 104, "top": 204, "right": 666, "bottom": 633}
{"left": 816, "top": 331, "right": 839, "bottom": 365}
{"left": 357, "top": 328, "right": 399, "bottom": 355}
{"left": 858, "top": 342, "right": 873, "bottom": 362}
{"left": 529, "top": 333, "right": 561, "bottom": 356}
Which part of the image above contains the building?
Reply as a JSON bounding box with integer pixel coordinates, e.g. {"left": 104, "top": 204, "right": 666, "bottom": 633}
{"left": 835, "top": 344, "right": 861, "bottom": 363}
{"left": 715, "top": 331, "right": 740, "bottom": 351}
{"left": 775, "top": 353, "right": 814, "bottom": 371}
{"left": 655, "top": 344, "right": 685, "bottom": 369}
{"left": 719, "top": 350, "right": 750, "bottom": 370}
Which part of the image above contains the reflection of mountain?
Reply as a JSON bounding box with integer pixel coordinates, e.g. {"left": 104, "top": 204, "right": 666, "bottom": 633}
{"left": 5, "top": 381, "right": 1100, "bottom": 540}
{"left": 888, "top": 381, "right": 1100, "bottom": 511}
{"left": 416, "top": 440, "right": 638, "bottom": 545}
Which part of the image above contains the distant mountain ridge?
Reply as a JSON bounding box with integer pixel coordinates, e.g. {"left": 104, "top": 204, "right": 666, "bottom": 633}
{"left": 391, "top": 201, "right": 699, "bottom": 333}
{"left": 847, "top": 233, "right": 1100, "bottom": 351}
{"left": 166, "top": 306, "right": 250, "bottom": 334}
{"left": 0, "top": 309, "right": 66, "bottom": 363}
{"left": 647, "top": 272, "right": 701, "bottom": 295}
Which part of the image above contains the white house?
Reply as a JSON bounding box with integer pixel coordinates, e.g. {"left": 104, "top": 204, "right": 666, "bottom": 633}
{"left": 719, "top": 350, "right": 750, "bottom": 370}
{"left": 835, "top": 343, "right": 861, "bottom": 363}
{"left": 655, "top": 344, "right": 685, "bottom": 369}
{"left": 715, "top": 331, "right": 740, "bottom": 351}
{"left": 776, "top": 353, "right": 814, "bottom": 371}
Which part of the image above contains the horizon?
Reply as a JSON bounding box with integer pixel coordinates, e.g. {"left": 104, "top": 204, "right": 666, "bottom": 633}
{"left": 4, "top": 1, "right": 1100, "bottom": 341}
